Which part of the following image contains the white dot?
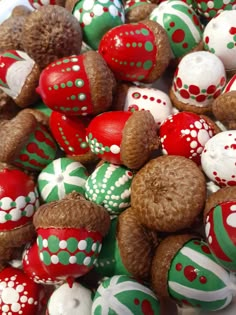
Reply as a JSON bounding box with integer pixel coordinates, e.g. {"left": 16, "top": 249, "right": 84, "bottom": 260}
{"left": 72, "top": 65, "right": 80, "bottom": 71}
{"left": 11, "top": 302, "right": 20, "bottom": 312}
{"left": 15, "top": 196, "right": 26, "bottom": 209}
{"left": 16, "top": 285, "right": 24, "bottom": 293}
{"left": 2, "top": 305, "right": 9, "bottom": 312}
{"left": 69, "top": 256, "right": 77, "bottom": 264}
{"left": 1, "top": 197, "right": 13, "bottom": 210}
{"left": 92, "top": 243, "right": 97, "bottom": 251}
{"left": 83, "top": 12, "right": 92, "bottom": 25}
{"left": 78, "top": 240, "right": 87, "bottom": 250}
{"left": 39, "top": 253, "right": 43, "bottom": 261}
{"left": 51, "top": 255, "right": 59, "bottom": 264}
{"left": 109, "top": 4, "right": 118, "bottom": 17}
{"left": 59, "top": 240, "right": 67, "bottom": 249}
{"left": 20, "top": 296, "right": 28, "bottom": 303}
{"left": 83, "top": 0, "right": 95, "bottom": 10}
{"left": 83, "top": 257, "right": 91, "bottom": 266}
{"left": 190, "top": 141, "right": 198, "bottom": 149}
{"left": 230, "top": 205, "right": 236, "bottom": 211}
{"left": 0, "top": 281, "right": 6, "bottom": 289}
{"left": 207, "top": 1, "right": 214, "bottom": 8}
{"left": 81, "top": 106, "right": 87, "bottom": 111}
{"left": 9, "top": 208, "right": 21, "bottom": 221}
{"left": 74, "top": 9, "right": 81, "bottom": 21}
{"left": 197, "top": 129, "right": 211, "bottom": 146}
{"left": 41, "top": 0, "right": 50, "bottom": 4}
{"left": 28, "top": 298, "right": 34, "bottom": 304}
{"left": 190, "top": 130, "right": 197, "bottom": 138}
{"left": 110, "top": 145, "right": 120, "bottom": 154}
{"left": 93, "top": 3, "right": 103, "bottom": 16}
{"left": 71, "top": 58, "right": 78, "bottom": 62}
{"left": 194, "top": 121, "right": 202, "bottom": 129}
{"left": 205, "top": 222, "right": 211, "bottom": 237}
{"left": 208, "top": 236, "right": 212, "bottom": 244}
{"left": 227, "top": 213, "right": 236, "bottom": 227}
{"left": 43, "top": 239, "right": 48, "bottom": 248}
{"left": 25, "top": 204, "right": 34, "bottom": 217}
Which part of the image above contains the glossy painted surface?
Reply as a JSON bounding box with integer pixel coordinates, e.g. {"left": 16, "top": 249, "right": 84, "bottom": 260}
{"left": 195, "top": 0, "right": 236, "bottom": 19}
{"left": 224, "top": 74, "right": 236, "bottom": 93}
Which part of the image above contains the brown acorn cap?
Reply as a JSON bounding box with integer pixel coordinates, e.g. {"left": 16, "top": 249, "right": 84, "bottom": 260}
{"left": 11, "top": 5, "right": 32, "bottom": 17}
{"left": 14, "top": 63, "right": 41, "bottom": 108}
{"left": 0, "top": 222, "right": 36, "bottom": 248}
{"left": 33, "top": 192, "right": 110, "bottom": 237}
{"left": 0, "top": 111, "right": 37, "bottom": 163}
{"left": 67, "top": 150, "right": 99, "bottom": 165}
{"left": 151, "top": 234, "right": 196, "bottom": 298}
{"left": 0, "top": 246, "right": 15, "bottom": 264}
{"left": 131, "top": 155, "right": 206, "bottom": 231}
{"left": 117, "top": 207, "right": 160, "bottom": 280}
{"left": 170, "top": 88, "right": 212, "bottom": 114}
{"left": 65, "top": 0, "right": 77, "bottom": 12}
{"left": 140, "top": 20, "right": 171, "bottom": 83}
{"left": 55, "top": 0, "right": 66, "bottom": 6}
{"left": 120, "top": 110, "right": 159, "bottom": 169}
{"left": 212, "top": 91, "right": 236, "bottom": 130}
{"left": 0, "top": 16, "right": 26, "bottom": 53}
{"left": 111, "top": 82, "right": 132, "bottom": 111}
{"left": 126, "top": 3, "right": 157, "bottom": 23}
{"left": 22, "top": 5, "right": 82, "bottom": 69}
{"left": 0, "top": 90, "right": 19, "bottom": 120}
{"left": 84, "top": 51, "right": 117, "bottom": 115}
{"left": 204, "top": 186, "right": 236, "bottom": 219}
{"left": 22, "top": 108, "right": 49, "bottom": 126}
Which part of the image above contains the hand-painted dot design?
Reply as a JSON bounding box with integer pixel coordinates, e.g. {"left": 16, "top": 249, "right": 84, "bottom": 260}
{"left": 196, "top": 0, "right": 236, "bottom": 19}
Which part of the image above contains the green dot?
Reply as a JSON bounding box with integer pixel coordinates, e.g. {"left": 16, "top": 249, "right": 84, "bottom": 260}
{"left": 126, "top": 43, "right": 131, "bottom": 48}
{"left": 54, "top": 85, "right": 59, "bottom": 90}
{"left": 37, "top": 236, "right": 43, "bottom": 250}
{"left": 225, "top": 4, "right": 232, "bottom": 10}
{"left": 210, "top": 48, "right": 215, "bottom": 53}
{"left": 67, "top": 238, "right": 78, "bottom": 252}
{"left": 71, "top": 95, "right": 76, "bottom": 100}
{"left": 65, "top": 141, "right": 69, "bottom": 145}
{"left": 60, "top": 106, "right": 65, "bottom": 111}
{"left": 137, "top": 75, "right": 145, "bottom": 80}
{"left": 60, "top": 83, "right": 66, "bottom": 88}
{"left": 200, "top": 2, "right": 207, "bottom": 10}
{"left": 48, "top": 235, "right": 60, "bottom": 253}
{"left": 119, "top": 61, "right": 123, "bottom": 65}
{"left": 58, "top": 251, "right": 70, "bottom": 265}
{"left": 63, "top": 59, "right": 70, "bottom": 63}
{"left": 141, "top": 28, "right": 149, "bottom": 36}
{"left": 124, "top": 61, "right": 127, "bottom": 65}
{"left": 130, "top": 62, "right": 135, "bottom": 66}
{"left": 132, "top": 42, "right": 137, "bottom": 48}
{"left": 104, "top": 146, "right": 110, "bottom": 152}
{"left": 66, "top": 81, "right": 73, "bottom": 87}
{"left": 130, "top": 31, "right": 135, "bottom": 35}
{"left": 135, "top": 30, "right": 141, "bottom": 34}
{"left": 201, "top": 89, "right": 206, "bottom": 93}
{"left": 21, "top": 211, "right": 26, "bottom": 216}
{"left": 42, "top": 251, "right": 51, "bottom": 266}
{"left": 143, "top": 60, "right": 153, "bottom": 70}
{"left": 209, "top": 9, "right": 217, "bottom": 17}
{"left": 234, "top": 35, "right": 236, "bottom": 42}
{"left": 10, "top": 201, "right": 16, "bottom": 207}
{"left": 85, "top": 238, "right": 94, "bottom": 252}
{"left": 62, "top": 136, "right": 66, "bottom": 140}
{"left": 227, "top": 42, "right": 235, "bottom": 49}
{"left": 66, "top": 67, "right": 71, "bottom": 72}
{"left": 145, "top": 41, "right": 154, "bottom": 52}
{"left": 184, "top": 84, "right": 188, "bottom": 89}
{"left": 78, "top": 93, "right": 86, "bottom": 101}
{"left": 88, "top": 133, "right": 93, "bottom": 139}
{"left": 56, "top": 61, "right": 61, "bottom": 65}
{"left": 65, "top": 107, "right": 71, "bottom": 111}
{"left": 75, "top": 79, "right": 84, "bottom": 87}
{"left": 25, "top": 196, "right": 31, "bottom": 202}
{"left": 136, "top": 61, "right": 142, "bottom": 67}
{"left": 76, "top": 252, "right": 86, "bottom": 264}
{"left": 80, "top": 142, "right": 88, "bottom": 149}
{"left": 73, "top": 107, "right": 79, "bottom": 111}
{"left": 138, "top": 43, "right": 142, "bottom": 47}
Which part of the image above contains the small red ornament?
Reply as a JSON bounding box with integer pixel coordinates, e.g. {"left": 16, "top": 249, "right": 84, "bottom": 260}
{"left": 159, "top": 112, "right": 215, "bottom": 165}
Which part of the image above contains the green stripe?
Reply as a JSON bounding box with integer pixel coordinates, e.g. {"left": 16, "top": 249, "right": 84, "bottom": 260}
{"left": 3, "top": 52, "right": 23, "bottom": 61}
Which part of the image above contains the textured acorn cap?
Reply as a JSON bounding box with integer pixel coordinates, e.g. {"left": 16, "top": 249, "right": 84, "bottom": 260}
{"left": 204, "top": 186, "right": 236, "bottom": 219}
{"left": 11, "top": 5, "right": 32, "bottom": 17}
{"left": 170, "top": 88, "right": 212, "bottom": 114}
{"left": 0, "top": 246, "right": 15, "bottom": 264}
{"left": 111, "top": 82, "right": 132, "bottom": 111}
{"left": 140, "top": 20, "right": 171, "bottom": 83}
{"left": 117, "top": 207, "right": 160, "bottom": 280}
{"left": 212, "top": 91, "right": 236, "bottom": 129}
{"left": 151, "top": 234, "right": 195, "bottom": 298}
{"left": 0, "top": 90, "right": 19, "bottom": 120}
{"left": 126, "top": 3, "right": 157, "bottom": 23}
{"left": 14, "top": 63, "right": 41, "bottom": 108}
{"left": 0, "top": 16, "right": 26, "bottom": 53}
{"left": 65, "top": 0, "right": 77, "bottom": 12}
{"left": 33, "top": 192, "right": 110, "bottom": 237}
{"left": 67, "top": 150, "right": 99, "bottom": 165}
{"left": 22, "top": 108, "right": 49, "bottom": 126}
{"left": 84, "top": 51, "right": 117, "bottom": 115}
{"left": 22, "top": 5, "right": 82, "bottom": 69}
{"left": 131, "top": 155, "right": 206, "bottom": 231}
{"left": 120, "top": 110, "right": 159, "bottom": 169}
{"left": 0, "top": 111, "right": 37, "bottom": 163}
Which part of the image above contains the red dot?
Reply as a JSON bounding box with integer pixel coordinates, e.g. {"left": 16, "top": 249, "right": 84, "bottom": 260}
{"left": 180, "top": 89, "right": 190, "bottom": 99}
{"left": 103, "top": 7, "right": 109, "bottom": 11}
{"left": 27, "top": 143, "right": 37, "bottom": 153}
{"left": 132, "top": 92, "right": 141, "bottom": 99}
{"left": 141, "top": 300, "right": 155, "bottom": 315}
{"left": 199, "top": 276, "right": 207, "bottom": 284}
{"left": 213, "top": 171, "right": 217, "bottom": 175}
{"left": 176, "top": 263, "right": 182, "bottom": 271}
{"left": 35, "top": 130, "right": 45, "bottom": 142}
{"left": 182, "top": 42, "right": 188, "bottom": 49}
{"left": 201, "top": 245, "right": 211, "bottom": 254}
{"left": 170, "top": 21, "right": 175, "bottom": 27}
{"left": 157, "top": 99, "right": 161, "bottom": 103}
{"left": 176, "top": 77, "right": 182, "bottom": 88}
{"left": 228, "top": 180, "right": 236, "bottom": 186}
{"left": 193, "top": 14, "right": 200, "bottom": 26}
{"left": 224, "top": 145, "right": 229, "bottom": 150}
{"left": 79, "top": 8, "right": 83, "bottom": 12}
{"left": 20, "top": 154, "right": 29, "bottom": 161}
{"left": 189, "top": 85, "right": 200, "bottom": 95}
{"left": 196, "top": 94, "right": 206, "bottom": 102}
{"left": 229, "top": 27, "right": 236, "bottom": 35}
{"left": 188, "top": 9, "right": 192, "bottom": 14}
{"left": 150, "top": 97, "right": 155, "bottom": 101}
{"left": 194, "top": 241, "right": 201, "bottom": 245}
{"left": 184, "top": 266, "right": 198, "bottom": 282}
{"left": 213, "top": 90, "right": 222, "bottom": 99}
{"left": 205, "top": 36, "right": 209, "bottom": 44}
{"left": 182, "top": 300, "right": 191, "bottom": 305}
{"left": 172, "top": 29, "right": 185, "bottom": 43}
{"left": 143, "top": 95, "right": 148, "bottom": 100}
{"left": 207, "top": 85, "right": 216, "bottom": 94}
{"left": 173, "top": 83, "right": 177, "bottom": 91}
{"left": 134, "top": 298, "right": 140, "bottom": 305}
{"left": 220, "top": 76, "right": 226, "bottom": 86}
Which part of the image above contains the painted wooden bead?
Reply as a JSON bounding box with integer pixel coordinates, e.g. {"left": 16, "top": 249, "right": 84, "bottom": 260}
{"left": 203, "top": 10, "right": 236, "bottom": 71}
{"left": 92, "top": 275, "right": 161, "bottom": 315}
{"left": 201, "top": 130, "right": 236, "bottom": 187}
{"left": 205, "top": 201, "right": 236, "bottom": 272}
{"left": 98, "top": 20, "right": 171, "bottom": 83}
{"left": 71, "top": 0, "right": 125, "bottom": 50}
{"left": 150, "top": 0, "right": 203, "bottom": 58}
{"left": 195, "top": 0, "right": 236, "bottom": 20}
{"left": 37, "top": 51, "right": 116, "bottom": 116}
{"left": 159, "top": 112, "right": 215, "bottom": 165}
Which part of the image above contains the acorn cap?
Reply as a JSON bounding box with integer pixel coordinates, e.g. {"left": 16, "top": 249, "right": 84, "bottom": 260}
{"left": 151, "top": 234, "right": 196, "bottom": 298}
{"left": 0, "top": 90, "right": 19, "bottom": 120}
{"left": 0, "top": 111, "right": 37, "bottom": 163}
{"left": 212, "top": 91, "right": 236, "bottom": 129}
{"left": 204, "top": 186, "right": 236, "bottom": 218}
{"left": 126, "top": 3, "right": 157, "bottom": 23}
{"left": 140, "top": 20, "right": 171, "bottom": 83}
{"left": 22, "top": 5, "right": 82, "bottom": 69}
{"left": 11, "top": 5, "right": 32, "bottom": 17}
{"left": 131, "top": 155, "right": 206, "bottom": 231}
{"left": 117, "top": 207, "right": 160, "bottom": 280}
{"left": 0, "top": 16, "right": 26, "bottom": 53}
{"left": 67, "top": 150, "right": 99, "bottom": 165}
{"left": 111, "top": 82, "right": 132, "bottom": 111}
{"left": 170, "top": 88, "right": 212, "bottom": 114}
{"left": 0, "top": 222, "right": 36, "bottom": 248}
{"left": 14, "top": 63, "right": 41, "bottom": 108}
{"left": 84, "top": 51, "right": 116, "bottom": 115}
{"left": 22, "top": 108, "right": 50, "bottom": 126}
{"left": 33, "top": 192, "right": 110, "bottom": 237}
{"left": 65, "top": 0, "right": 77, "bottom": 12}
{"left": 120, "top": 110, "right": 159, "bottom": 169}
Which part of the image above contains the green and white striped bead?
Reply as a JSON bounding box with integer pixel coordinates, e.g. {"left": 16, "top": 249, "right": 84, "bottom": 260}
{"left": 85, "top": 162, "right": 133, "bottom": 214}
{"left": 168, "top": 239, "right": 235, "bottom": 311}
{"left": 38, "top": 157, "right": 88, "bottom": 203}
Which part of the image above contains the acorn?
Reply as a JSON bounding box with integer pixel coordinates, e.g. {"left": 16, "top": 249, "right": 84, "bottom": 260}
{"left": 11, "top": 5, "right": 32, "bottom": 17}
{"left": 0, "top": 89, "right": 19, "bottom": 120}
{"left": 125, "top": 0, "right": 157, "bottom": 23}
{"left": 33, "top": 192, "right": 110, "bottom": 281}
{"left": 86, "top": 110, "right": 159, "bottom": 169}
{"left": 22, "top": 5, "right": 82, "bottom": 69}
{"left": 131, "top": 155, "right": 206, "bottom": 232}
{"left": 98, "top": 20, "right": 171, "bottom": 83}
{"left": 37, "top": 51, "right": 116, "bottom": 116}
